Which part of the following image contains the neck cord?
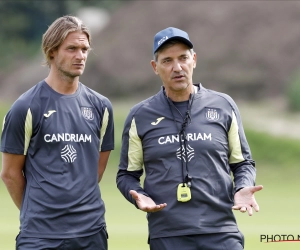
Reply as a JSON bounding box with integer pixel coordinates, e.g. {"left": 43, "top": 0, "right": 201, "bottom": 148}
{"left": 166, "top": 92, "right": 195, "bottom": 187}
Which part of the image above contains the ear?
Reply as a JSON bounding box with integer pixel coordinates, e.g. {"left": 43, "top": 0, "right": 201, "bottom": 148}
{"left": 193, "top": 52, "right": 197, "bottom": 69}
{"left": 49, "top": 49, "right": 55, "bottom": 60}
{"left": 150, "top": 60, "right": 159, "bottom": 75}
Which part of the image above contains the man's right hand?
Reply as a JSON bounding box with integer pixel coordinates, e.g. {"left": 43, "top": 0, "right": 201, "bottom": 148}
{"left": 129, "top": 190, "right": 167, "bottom": 213}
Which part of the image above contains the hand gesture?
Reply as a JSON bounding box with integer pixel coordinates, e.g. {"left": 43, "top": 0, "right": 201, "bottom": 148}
{"left": 129, "top": 190, "right": 167, "bottom": 213}
{"left": 232, "top": 185, "right": 263, "bottom": 216}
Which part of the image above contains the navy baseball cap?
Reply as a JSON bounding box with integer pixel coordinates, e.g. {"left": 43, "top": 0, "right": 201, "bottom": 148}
{"left": 153, "top": 27, "right": 193, "bottom": 54}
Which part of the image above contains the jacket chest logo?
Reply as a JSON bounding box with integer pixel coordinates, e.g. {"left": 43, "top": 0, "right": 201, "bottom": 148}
{"left": 205, "top": 108, "right": 220, "bottom": 121}
{"left": 176, "top": 144, "right": 195, "bottom": 162}
{"left": 81, "top": 107, "right": 94, "bottom": 120}
{"left": 61, "top": 144, "right": 77, "bottom": 163}
{"left": 151, "top": 117, "right": 165, "bottom": 125}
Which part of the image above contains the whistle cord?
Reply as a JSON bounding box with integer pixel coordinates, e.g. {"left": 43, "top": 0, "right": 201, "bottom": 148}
{"left": 166, "top": 92, "right": 195, "bottom": 186}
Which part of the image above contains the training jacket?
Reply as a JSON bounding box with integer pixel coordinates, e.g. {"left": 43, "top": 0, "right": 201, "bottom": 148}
{"left": 1, "top": 80, "right": 114, "bottom": 239}
{"left": 117, "top": 83, "right": 256, "bottom": 239}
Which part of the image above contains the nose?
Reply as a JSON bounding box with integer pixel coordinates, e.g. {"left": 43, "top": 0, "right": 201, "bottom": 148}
{"left": 173, "top": 61, "right": 182, "bottom": 72}
{"left": 76, "top": 49, "right": 85, "bottom": 60}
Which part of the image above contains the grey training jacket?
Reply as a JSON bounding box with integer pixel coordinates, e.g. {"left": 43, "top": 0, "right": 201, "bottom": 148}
{"left": 117, "top": 83, "right": 255, "bottom": 239}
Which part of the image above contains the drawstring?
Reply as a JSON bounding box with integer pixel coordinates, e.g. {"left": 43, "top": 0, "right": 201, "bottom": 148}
{"left": 166, "top": 91, "right": 195, "bottom": 186}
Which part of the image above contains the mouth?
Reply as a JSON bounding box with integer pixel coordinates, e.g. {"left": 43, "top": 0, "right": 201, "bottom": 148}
{"left": 73, "top": 63, "right": 84, "bottom": 68}
{"left": 172, "top": 74, "right": 185, "bottom": 80}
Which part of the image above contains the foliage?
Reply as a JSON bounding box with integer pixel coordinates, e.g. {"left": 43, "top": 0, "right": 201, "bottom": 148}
{"left": 245, "top": 129, "right": 300, "bottom": 168}
{"left": 0, "top": 0, "right": 130, "bottom": 69}
{"left": 286, "top": 72, "right": 300, "bottom": 112}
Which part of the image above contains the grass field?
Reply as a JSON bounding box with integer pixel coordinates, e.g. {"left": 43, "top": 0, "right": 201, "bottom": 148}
{"left": 0, "top": 100, "right": 300, "bottom": 250}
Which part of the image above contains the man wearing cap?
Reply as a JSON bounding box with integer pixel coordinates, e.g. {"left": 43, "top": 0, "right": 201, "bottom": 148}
{"left": 116, "top": 27, "right": 263, "bottom": 250}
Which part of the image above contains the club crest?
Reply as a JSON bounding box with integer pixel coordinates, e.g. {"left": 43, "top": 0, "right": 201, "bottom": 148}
{"left": 81, "top": 107, "right": 94, "bottom": 120}
{"left": 205, "top": 108, "right": 220, "bottom": 121}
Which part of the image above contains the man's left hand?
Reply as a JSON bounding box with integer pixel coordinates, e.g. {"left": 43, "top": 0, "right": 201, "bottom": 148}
{"left": 232, "top": 185, "right": 263, "bottom": 216}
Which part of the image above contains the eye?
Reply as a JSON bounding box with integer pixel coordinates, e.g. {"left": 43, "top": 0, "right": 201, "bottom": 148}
{"left": 162, "top": 58, "right": 171, "bottom": 64}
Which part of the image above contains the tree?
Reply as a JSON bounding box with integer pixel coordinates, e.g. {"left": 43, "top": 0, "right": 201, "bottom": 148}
{"left": 0, "top": 0, "right": 129, "bottom": 71}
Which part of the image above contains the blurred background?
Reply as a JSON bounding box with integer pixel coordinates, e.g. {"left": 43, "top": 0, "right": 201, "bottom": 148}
{"left": 0, "top": 1, "right": 300, "bottom": 250}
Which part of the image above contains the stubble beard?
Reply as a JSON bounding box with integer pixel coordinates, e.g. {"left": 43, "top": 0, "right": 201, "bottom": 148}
{"left": 58, "top": 65, "right": 84, "bottom": 81}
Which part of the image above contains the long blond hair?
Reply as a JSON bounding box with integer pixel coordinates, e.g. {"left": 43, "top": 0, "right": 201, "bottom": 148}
{"left": 42, "top": 15, "right": 91, "bottom": 67}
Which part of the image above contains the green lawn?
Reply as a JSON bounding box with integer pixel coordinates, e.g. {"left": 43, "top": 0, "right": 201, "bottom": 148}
{"left": 1, "top": 101, "right": 299, "bottom": 250}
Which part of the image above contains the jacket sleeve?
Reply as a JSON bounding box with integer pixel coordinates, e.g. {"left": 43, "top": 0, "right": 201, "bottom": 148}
{"left": 99, "top": 98, "right": 114, "bottom": 152}
{"left": 1, "top": 99, "right": 33, "bottom": 155}
{"left": 116, "top": 110, "right": 149, "bottom": 206}
{"left": 227, "top": 100, "right": 256, "bottom": 193}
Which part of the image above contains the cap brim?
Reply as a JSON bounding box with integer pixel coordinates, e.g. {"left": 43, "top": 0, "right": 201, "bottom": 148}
{"left": 154, "top": 36, "right": 193, "bottom": 54}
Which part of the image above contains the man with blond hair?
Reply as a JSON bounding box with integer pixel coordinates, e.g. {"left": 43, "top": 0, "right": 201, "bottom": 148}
{"left": 1, "top": 15, "right": 114, "bottom": 250}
